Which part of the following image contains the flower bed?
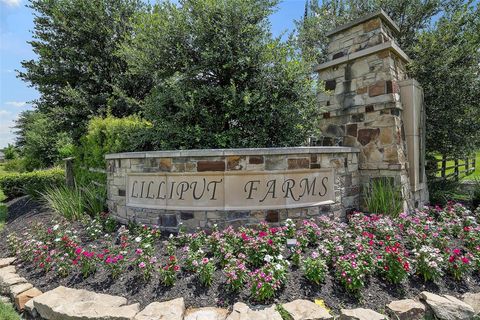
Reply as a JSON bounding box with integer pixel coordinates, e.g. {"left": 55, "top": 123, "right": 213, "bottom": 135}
{"left": 1, "top": 200, "right": 480, "bottom": 312}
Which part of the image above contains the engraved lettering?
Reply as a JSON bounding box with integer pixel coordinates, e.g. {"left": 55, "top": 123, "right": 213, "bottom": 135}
{"left": 190, "top": 179, "right": 206, "bottom": 200}
{"left": 319, "top": 177, "right": 328, "bottom": 196}
{"left": 282, "top": 179, "right": 299, "bottom": 201}
{"left": 299, "top": 177, "right": 316, "bottom": 198}
{"left": 156, "top": 181, "right": 166, "bottom": 199}
{"left": 176, "top": 181, "right": 190, "bottom": 200}
{"left": 207, "top": 179, "right": 223, "bottom": 200}
{"left": 146, "top": 181, "right": 155, "bottom": 199}
{"left": 260, "top": 179, "right": 277, "bottom": 203}
{"left": 244, "top": 180, "right": 260, "bottom": 199}
{"left": 140, "top": 181, "right": 145, "bottom": 198}
{"left": 131, "top": 181, "right": 139, "bottom": 198}
{"left": 169, "top": 181, "right": 176, "bottom": 199}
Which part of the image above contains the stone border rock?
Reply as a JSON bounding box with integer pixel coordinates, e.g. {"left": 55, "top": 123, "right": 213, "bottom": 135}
{"left": 1, "top": 257, "right": 480, "bottom": 320}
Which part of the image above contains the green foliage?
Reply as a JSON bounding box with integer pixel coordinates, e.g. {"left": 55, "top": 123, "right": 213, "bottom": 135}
{"left": 409, "top": 4, "right": 480, "bottom": 157}
{"left": 18, "top": 0, "right": 148, "bottom": 141}
{"left": 0, "top": 168, "right": 65, "bottom": 199}
{"left": 14, "top": 110, "right": 74, "bottom": 170}
{"left": 2, "top": 158, "right": 27, "bottom": 173}
{"left": 0, "top": 189, "right": 7, "bottom": 231}
{"left": 41, "top": 183, "right": 106, "bottom": 221}
{"left": 3, "top": 144, "right": 18, "bottom": 161}
{"left": 0, "top": 301, "right": 20, "bottom": 320}
{"left": 364, "top": 178, "right": 403, "bottom": 217}
{"left": 121, "top": 0, "right": 319, "bottom": 149}
{"left": 471, "top": 178, "right": 480, "bottom": 210}
{"left": 76, "top": 115, "right": 152, "bottom": 169}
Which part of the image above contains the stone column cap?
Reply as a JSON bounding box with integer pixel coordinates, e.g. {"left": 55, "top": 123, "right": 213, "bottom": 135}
{"left": 326, "top": 9, "right": 400, "bottom": 38}
{"left": 314, "top": 40, "right": 410, "bottom": 72}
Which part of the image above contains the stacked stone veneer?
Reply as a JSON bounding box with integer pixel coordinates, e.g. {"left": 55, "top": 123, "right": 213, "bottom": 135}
{"left": 315, "top": 10, "right": 426, "bottom": 210}
{"left": 106, "top": 147, "right": 359, "bottom": 231}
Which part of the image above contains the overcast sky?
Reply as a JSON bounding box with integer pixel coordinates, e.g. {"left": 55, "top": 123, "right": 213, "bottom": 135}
{"left": 0, "top": 0, "right": 306, "bottom": 148}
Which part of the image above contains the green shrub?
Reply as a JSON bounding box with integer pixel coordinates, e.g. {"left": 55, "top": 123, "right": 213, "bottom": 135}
{"left": 364, "top": 178, "right": 403, "bottom": 217}
{"left": 76, "top": 115, "right": 151, "bottom": 169}
{"left": 41, "top": 183, "right": 106, "bottom": 221}
{"left": 428, "top": 179, "right": 464, "bottom": 206}
{"left": 0, "top": 189, "right": 7, "bottom": 231}
{"left": 0, "top": 168, "right": 65, "bottom": 199}
{"left": 471, "top": 178, "right": 480, "bottom": 210}
{"left": 3, "top": 158, "right": 27, "bottom": 173}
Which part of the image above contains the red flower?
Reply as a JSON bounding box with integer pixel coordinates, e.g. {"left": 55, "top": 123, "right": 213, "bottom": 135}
{"left": 173, "top": 265, "right": 180, "bottom": 271}
{"left": 453, "top": 248, "right": 461, "bottom": 256}
{"left": 258, "top": 231, "right": 268, "bottom": 238}
{"left": 403, "top": 262, "right": 410, "bottom": 272}
{"left": 169, "top": 256, "right": 176, "bottom": 262}
{"left": 461, "top": 257, "right": 470, "bottom": 264}
{"left": 449, "top": 255, "right": 456, "bottom": 263}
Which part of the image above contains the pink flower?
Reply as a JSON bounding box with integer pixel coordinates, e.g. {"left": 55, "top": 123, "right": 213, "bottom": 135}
{"left": 75, "top": 247, "right": 82, "bottom": 255}
{"left": 461, "top": 257, "right": 470, "bottom": 264}
{"left": 138, "top": 262, "right": 146, "bottom": 269}
{"left": 202, "top": 257, "right": 209, "bottom": 264}
{"left": 135, "top": 248, "right": 143, "bottom": 255}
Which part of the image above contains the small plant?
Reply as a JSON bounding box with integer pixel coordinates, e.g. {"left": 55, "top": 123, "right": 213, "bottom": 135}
{"left": 74, "top": 247, "right": 97, "bottom": 278}
{"left": 445, "top": 248, "right": 473, "bottom": 281}
{"left": 377, "top": 243, "right": 410, "bottom": 284}
{"left": 159, "top": 256, "right": 180, "bottom": 286}
{"left": 364, "top": 178, "right": 403, "bottom": 217}
{"left": 223, "top": 258, "right": 248, "bottom": 292}
{"left": 303, "top": 251, "right": 327, "bottom": 285}
{"left": 249, "top": 261, "right": 287, "bottom": 302}
{"left": 412, "top": 245, "right": 444, "bottom": 282}
{"left": 198, "top": 257, "right": 215, "bottom": 286}
{"left": 335, "top": 253, "right": 370, "bottom": 293}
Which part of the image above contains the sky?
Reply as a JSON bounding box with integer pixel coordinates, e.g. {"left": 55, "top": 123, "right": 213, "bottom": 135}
{"left": 0, "top": 0, "right": 306, "bottom": 148}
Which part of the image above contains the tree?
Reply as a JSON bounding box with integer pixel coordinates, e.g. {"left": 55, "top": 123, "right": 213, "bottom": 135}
{"left": 14, "top": 110, "right": 74, "bottom": 170}
{"left": 408, "top": 3, "right": 480, "bottom": 157}
{"left": 121, "top": 0, "right": 319, "bottom": 149}
{"left": 18, "top": 0, "right": 149, "bottom": 140}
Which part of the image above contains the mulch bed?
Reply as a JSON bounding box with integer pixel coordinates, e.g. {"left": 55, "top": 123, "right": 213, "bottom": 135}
{"left": 0, "top": 197, "right": 479, "bottom": 313}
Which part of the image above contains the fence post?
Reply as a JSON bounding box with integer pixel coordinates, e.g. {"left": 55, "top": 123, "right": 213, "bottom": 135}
{"left": 64, "top": 157, "right": 75, "bottom": 188}
{"left": 454, "top": 158, "right": 459, "bottom": 180}
{"left": 473, "top": 157, "right": 477, "bottom": 173}
{"left": 465, "top": 157, "right": 469, "bottom": 174}
{"left": 441, "top": 157, "right": 446, "bottom": 178}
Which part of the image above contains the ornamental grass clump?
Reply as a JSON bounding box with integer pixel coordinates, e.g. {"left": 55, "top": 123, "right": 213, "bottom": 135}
{"left": 364, "top": 178, "right": 403, "bottom": 217}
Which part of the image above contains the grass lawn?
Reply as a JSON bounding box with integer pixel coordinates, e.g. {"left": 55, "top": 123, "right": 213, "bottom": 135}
{"left": 0, "top": 301, "right": 20, "bottom": 320}
{"left": 433, "top": 151, "right": 480, "bottom": 181}
{"left": 0, "top": 189, "right": 7, "bottom": 231}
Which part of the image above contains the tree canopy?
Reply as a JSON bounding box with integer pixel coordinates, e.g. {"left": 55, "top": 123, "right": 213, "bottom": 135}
{"left": 120, "top": 0, "right": 319, "bottom": 149}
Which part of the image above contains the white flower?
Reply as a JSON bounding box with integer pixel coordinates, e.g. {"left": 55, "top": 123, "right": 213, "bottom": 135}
{"left": 54, "top": 238, "right": 61, "bottom": 242}
{"left": 274, "top": 263, "right": 283, "bottom": 270}
{"left": 135, "top": 237, "right": 142, "bottom": 243}
{"left": 53, "top": 224, "right": 59, "bottom": 231}
{"left": 169, "top": 234, "right": 174, "bottom": 238}
{"left": 264, "top": 255, "right": 273, "bottom": 263}
{"left": 277, "top": 254, "right": 284, "bottom": 260}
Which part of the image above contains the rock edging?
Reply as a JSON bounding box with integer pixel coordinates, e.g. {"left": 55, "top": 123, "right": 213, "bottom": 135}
{"left": 2, "top": 257, "right": 480, "bottom": 320}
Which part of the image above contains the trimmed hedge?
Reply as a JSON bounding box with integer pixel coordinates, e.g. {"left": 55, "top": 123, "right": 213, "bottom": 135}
{"left": 0, "top": 167, "right": 65, "bottom": 199}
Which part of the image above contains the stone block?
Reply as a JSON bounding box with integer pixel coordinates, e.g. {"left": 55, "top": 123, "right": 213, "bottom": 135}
{"left": 248, "top": 156, "right": 264, "bottom": 164}
{"left": 357, "top": 128, "right": 380, "bottom": 146}
{"left": 265, "top": 156, "right": 287, "bottom": 170}
{"left": 346, "top": 123, "right": 358, "bottom": 137}
{"left": 227, "top": 156, "right": 245, "bottom": 171}
{"left": 266, "top": 210, "right": 279, "bottom": 223}
{"left": 0, "top": 258, "right": 15, "bottom": 268}
{"left": 287, "top": 158, "right": 310, "bottom": 170}
{"left": 282, "top": 299, "right": 333, "bottom": 320}
{"left": 184, "top": 307, "right": 229, "bottom": 320}
{"left": 134, "top": 298, "right": 185, "bottom": 320}
{"left": 379, "top": 128, "right": 393, "bottom": 145}
{"left": 15, "top": 287, "right": 42, "bottom": 311}
{"left": 159, "top": 158, "right": 172, "bottom": 172}
{"left": 386, "top": 299, "right": 425, "bottom": 320}
{"left": 226, "top": 302, "right": 282, "bottom": 320}
{"left": 197, "top": 160, "right": 225, "bottom": 172}
{"left": 368, "top": 80, "right": 386, "bottom": 97}
{"left": 32, "top": 286, "right": 140, "bottom": 320}
{"left": 9, "top": 282, "right": 33, "bottom": 299}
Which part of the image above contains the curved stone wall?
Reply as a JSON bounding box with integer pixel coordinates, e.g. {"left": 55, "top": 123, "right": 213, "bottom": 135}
{"left": 106, "top": 147, "right": 359, "bottom": 231}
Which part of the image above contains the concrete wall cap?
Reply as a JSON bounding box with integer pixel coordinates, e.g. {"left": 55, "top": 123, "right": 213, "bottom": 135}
{"left": 326, "top": 9, "right": 400, "bottom": 37}
{"left": 105, "top": 146, "right": 360, "bottom": 160}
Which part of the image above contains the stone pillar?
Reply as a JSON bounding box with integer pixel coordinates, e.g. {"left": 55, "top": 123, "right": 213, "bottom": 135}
{"left": 315, "top": 10, "right": 427, "bottom": 211}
